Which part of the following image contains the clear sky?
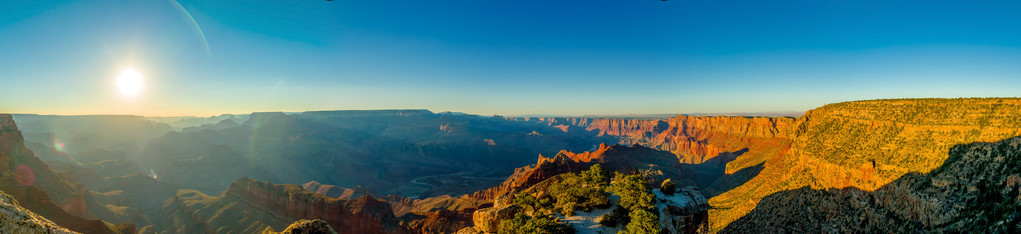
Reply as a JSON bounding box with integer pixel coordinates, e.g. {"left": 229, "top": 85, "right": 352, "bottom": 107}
{"left": 2, "top": 0, "right": 1021, "bottom": 116}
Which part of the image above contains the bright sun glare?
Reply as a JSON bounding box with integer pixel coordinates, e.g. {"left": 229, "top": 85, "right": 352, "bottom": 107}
{"left": 117, "top": 69, "right": 143, "bottom": 96}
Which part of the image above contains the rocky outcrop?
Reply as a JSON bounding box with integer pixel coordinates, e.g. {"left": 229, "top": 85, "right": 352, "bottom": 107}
{"left": 302, "top": 181, "right": 345, "bottom": 198}
{"left": 162, "top": 177, "right": 414, "bottom": 234}
{"left": 412, "top": 143, "right": 694, "bottom": 215}
{"left": 230, "top": 178, "right": 413, "bottom": 233}
{"left": 263, "top": 219, "right": 338, "bottom": 234}
{"left": 657, "top": 186, "right": 710, "bottom": 233}
{"left": 0, "top": 189, "right": 77, "bottom": 233}
{"left": 450, "top": 151, "right": 588, "bottom": 210}
{"left": 471, "top": 203, "right": 519, "bottom": 233}
{"left": 302, "top": 181, "right": 379, "bottom": 201}
{"left": 404, "top": 208, "right": 477, "bottom": 234}
{"left": 403, "top": 151, "right": 589, "bottom": 215}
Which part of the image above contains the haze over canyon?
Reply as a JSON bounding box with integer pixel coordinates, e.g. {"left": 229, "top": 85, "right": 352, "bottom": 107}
{"left": 0, "top": 98, "right": 1019, "bottom": 233}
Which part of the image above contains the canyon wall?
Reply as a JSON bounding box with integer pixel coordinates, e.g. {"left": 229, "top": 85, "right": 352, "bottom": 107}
{"left": 512, "top": 115, "right": 796, "bottom": 170}
{"left": 725, "top": 135, "right": 1021, "bottom": 232}
{"left": 0, "top": 114, "right": 117, "bottom": 233}
{"left": 709, "top": 98, "right": 1021, "bottom": 231}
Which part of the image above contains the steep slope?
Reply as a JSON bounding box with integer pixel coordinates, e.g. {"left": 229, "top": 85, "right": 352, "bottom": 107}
{"left": 0, "top": 188, "right": 77, "bottom": 233}
{"left": 0, "top": 189, "right": 77, "bottom": 232}
{"left": 725, "top": 136, "right": 1021, "bottom": 232}
{"left": 0, "top": 114, "right": 120, "bottom": 233}
{"left": 161, "top": 177, "right": 414, "bottom": 233}
{"left": 708, "top": 98, "right": 1021, "bottom": 230}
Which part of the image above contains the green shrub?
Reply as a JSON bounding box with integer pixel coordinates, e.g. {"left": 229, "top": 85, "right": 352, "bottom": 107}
{"left": 621, "top": 209, "right": 660, "bottom": 234}
{"left": 514, "top": 194, "right": 538, "bottom": 214}
{"left": 598, "top": 214, "right": 615, "bottom": 227}
{"left": 548, "top": 164, "right": 612, "bottom": 216}
{"left": 581, "top": 164, "right": 610, "bottom": 186}
{"left": 498, "top": 213, "right": 574, "bottom": 234}
{"left": 609, "top": 173, "right": 655, "bottom": 211}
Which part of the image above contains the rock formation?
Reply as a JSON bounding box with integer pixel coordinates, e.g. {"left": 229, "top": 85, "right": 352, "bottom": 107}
{"left": 446, "top": 145, "right": 712, "bottom": 233}
{"left": 161, "top": 177, "right": 414, "bottom": 233}
{"left": 263, "top": 219, "right": 338, "bottom": 234}
{"left": 0, "top": 188, "right": 77, "bottom": 233}
{"left": 403, "top": 208, "right": 478, "bottom": 234}
{"left": 657, "top": 186, "right": 710, "bottom": 233}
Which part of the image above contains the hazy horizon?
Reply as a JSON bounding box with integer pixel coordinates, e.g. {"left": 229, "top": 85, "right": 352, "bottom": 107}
{"left": 4, "top": 108, "right": 808, "bottom": 118}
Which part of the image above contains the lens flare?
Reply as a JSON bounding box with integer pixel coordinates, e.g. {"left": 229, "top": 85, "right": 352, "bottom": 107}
{"left": 15, "top": 164, "right": 35, "bottom": 186}
{"left": 170, "top": 0, "right": 212, "bottom": 55}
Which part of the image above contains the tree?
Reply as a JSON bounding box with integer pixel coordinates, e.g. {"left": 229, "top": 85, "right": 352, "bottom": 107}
{"left": 498, "top": 213, "right": 529, "bottom": 233}
{"left": 549, "top": 165, "right": 612, "bottom": 216}
{"left": 514, "top": 194, "right": 538, "bottom": 214}
{"left": 609, "top": 173, "right": 655, "bottom": 211}
{"left": 620, "top": 209, "right": 660, "bottom": 234}
{"left": 581, "top": 164, "right": 610, "bottom": 187}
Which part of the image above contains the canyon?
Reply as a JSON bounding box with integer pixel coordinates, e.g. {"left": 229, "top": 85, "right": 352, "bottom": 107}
{"left": 2, "top": 98, "right": 1021, "bottom": 232}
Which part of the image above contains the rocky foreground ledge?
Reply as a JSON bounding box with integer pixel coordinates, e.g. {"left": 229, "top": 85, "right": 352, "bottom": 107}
{"left": 0, "top": 189, "right": 77, "bottom": 233}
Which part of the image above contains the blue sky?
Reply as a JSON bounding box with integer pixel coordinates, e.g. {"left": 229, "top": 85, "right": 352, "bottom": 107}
{"left": 2, "top": 0, "right": 1020, "bottom": 116}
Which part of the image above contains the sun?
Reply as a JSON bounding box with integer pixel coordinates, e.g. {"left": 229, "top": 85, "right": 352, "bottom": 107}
{"left": 117, "top": 69, "right": 144, "bottom": 96}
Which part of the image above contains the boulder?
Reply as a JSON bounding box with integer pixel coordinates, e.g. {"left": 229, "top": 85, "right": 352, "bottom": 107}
{"left": 472, "top": 205, "right": 519, "bottom": 233}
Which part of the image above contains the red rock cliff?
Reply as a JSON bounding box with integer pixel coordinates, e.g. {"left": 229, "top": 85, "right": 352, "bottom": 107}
{"left": 225, "top": 178, "right": 414, "bottom": 234}
{"left": 513, "top": 115, "right": 797, "bottom": 166}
